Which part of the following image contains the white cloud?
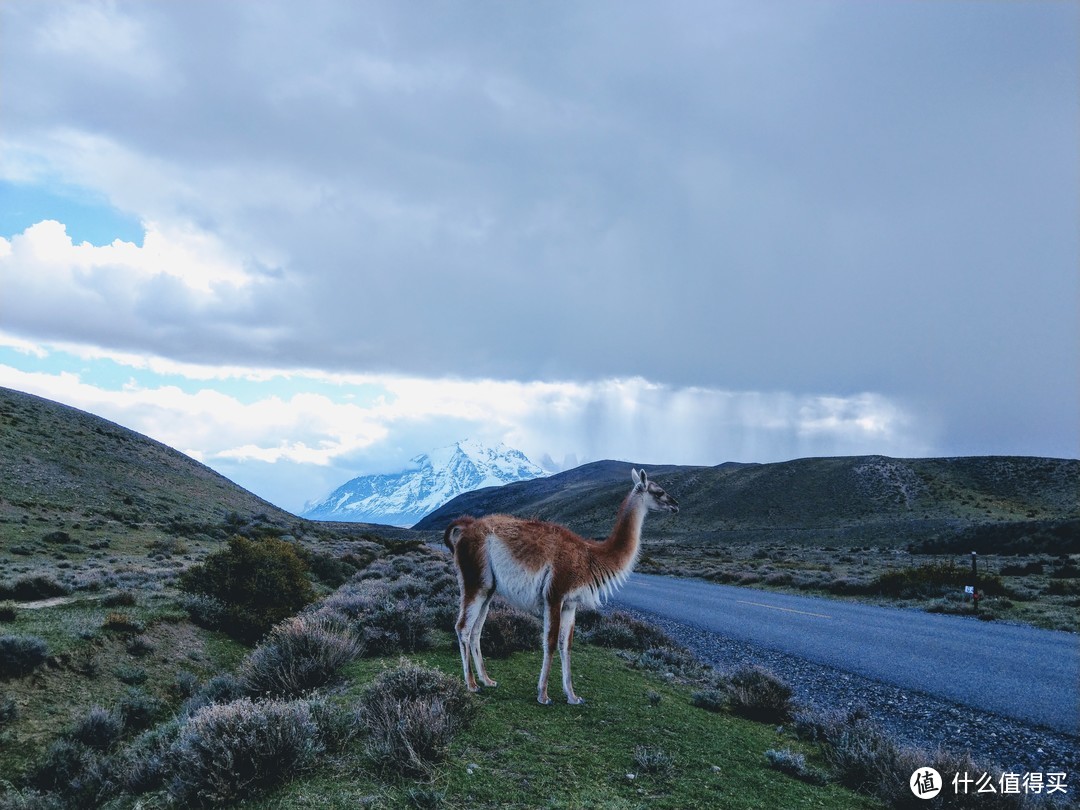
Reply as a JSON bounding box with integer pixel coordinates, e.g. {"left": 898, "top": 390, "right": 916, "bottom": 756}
{"left": 7, "top": 219, "right": 252, "bottom": 293}
{"left": 0, "top": 219, "right": 288, "bottom": 362}
{"left": 0, "top": 352, "right": 932, "bottom": 513}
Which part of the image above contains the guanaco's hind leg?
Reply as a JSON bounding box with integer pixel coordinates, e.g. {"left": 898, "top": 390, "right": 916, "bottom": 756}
{"left": 558, "top": 604, "right": 583, "bottom": 704}
{"left": 537, "top": 598, "right": 561, "bottom": 705}
{"left": 468, "top": 591, "right": 497, "bottom": 688}
{"left": 455, "top": 593, "right": 484, "bottom": 692}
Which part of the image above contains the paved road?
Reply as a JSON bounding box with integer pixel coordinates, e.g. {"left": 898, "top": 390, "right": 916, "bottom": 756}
{"left": 612, "top": 573, "right": 1079, "bottom": 735}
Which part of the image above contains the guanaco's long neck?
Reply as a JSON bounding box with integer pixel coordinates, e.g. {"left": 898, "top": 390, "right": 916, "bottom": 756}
{"left": 600, "top": 492, "right": 646, "bottom": 573}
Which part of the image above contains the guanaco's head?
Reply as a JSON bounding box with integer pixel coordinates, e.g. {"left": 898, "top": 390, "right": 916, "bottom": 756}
{"left": 631, "top": 468, "right": 679, "bottom": 514}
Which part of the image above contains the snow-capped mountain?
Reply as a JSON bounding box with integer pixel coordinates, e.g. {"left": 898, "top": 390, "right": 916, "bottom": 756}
{"left": 301, "top": 439, "right": 547, "bottom": 527}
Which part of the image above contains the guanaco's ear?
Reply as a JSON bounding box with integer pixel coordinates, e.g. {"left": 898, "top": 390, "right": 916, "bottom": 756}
{"left": 632, "top": 468, "right": 647, "bottom": 489}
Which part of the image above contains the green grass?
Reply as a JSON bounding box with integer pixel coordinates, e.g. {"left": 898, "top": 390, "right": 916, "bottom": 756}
{"left": 253, "top": 640, "right": 881, "bottom": 810}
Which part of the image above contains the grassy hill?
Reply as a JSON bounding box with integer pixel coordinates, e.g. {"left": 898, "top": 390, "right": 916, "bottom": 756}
{"left": 0, "top": 386, "right": 425, "bottom": 567}
{"left": 0, "top": 386, "right": 295, "bottom": 547}
{"left": 416, "top": 455, "right": 1080, "bottom": 549}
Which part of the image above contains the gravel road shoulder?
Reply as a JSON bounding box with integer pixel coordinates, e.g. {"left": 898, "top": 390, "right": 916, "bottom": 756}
{"left": 618, "top": 606, "right": 1079, "bottom": 777}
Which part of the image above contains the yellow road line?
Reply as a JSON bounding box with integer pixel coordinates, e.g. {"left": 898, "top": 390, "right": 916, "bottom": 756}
{"left": 735, "top": 600, "right": 832, "bottom": 619}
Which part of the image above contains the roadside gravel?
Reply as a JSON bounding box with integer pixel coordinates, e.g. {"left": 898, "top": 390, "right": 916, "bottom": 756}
{"left": 618, "top": 606, "right": 1079, "bottom": 777}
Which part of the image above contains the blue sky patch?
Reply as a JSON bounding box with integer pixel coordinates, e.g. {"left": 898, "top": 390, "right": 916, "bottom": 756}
{"left": 0, "top": 181, "right": 144, "bottom": 247}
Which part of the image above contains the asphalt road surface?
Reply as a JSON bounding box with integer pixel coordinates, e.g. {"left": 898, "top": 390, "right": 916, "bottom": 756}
{"left": 612, "top": 573, "right": 1079, "bottom": 735}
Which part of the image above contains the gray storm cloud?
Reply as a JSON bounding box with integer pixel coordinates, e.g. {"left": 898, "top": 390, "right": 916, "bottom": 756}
{"left": 1, "top": 0, "right": 1076, "bottom": 461}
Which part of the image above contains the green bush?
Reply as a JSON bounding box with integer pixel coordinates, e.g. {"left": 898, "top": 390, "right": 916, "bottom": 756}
{"left": 0, "top": 634, "right": 49, "bottom": 677}
{"left": 871, "top": 561, "right": 1007, "bottom": 599}
{"left": 178, "top": 535, "right": 315, "bottom": 642}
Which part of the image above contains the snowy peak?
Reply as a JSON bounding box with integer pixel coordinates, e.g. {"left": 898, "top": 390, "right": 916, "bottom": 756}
{"left": 301, "top": 440, "right": 546, "bottom": 527}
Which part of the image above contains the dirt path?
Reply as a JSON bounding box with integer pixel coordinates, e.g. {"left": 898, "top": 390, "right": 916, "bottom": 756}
{"left": 16, "top": 594, "right": 102, "bottom": 610}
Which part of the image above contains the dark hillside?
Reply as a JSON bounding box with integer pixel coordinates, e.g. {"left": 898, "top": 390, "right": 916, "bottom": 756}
{"left": 415, "top": 455, "right": 1080, "bottom": 549}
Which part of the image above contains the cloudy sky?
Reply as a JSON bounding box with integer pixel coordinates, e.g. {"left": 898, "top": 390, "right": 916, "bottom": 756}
{"left": 1, "top": 1, "right": 1076, "bottom": 514}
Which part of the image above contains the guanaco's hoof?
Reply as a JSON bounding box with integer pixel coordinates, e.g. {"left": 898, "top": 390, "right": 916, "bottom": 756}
{"left": 567, "top": 696, "right": 585, "bottom": 705}
{"left": 537, "top": 696, "right": 553, "bottom": 705}
{"left": 482, "top": 679, "right": 498, "bottom": 688}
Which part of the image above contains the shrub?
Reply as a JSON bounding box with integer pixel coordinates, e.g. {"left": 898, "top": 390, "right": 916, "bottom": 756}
{"left": 119, "top": 687, "right": 165, "bottom": 732}
{"left": 28, "top": 738, "right": 96, "bottom": 793}
{"left": 171, "top": 670, "right": 200, "bottom": 700}
{"left": 815, "top": 711, "right": 920, "bottom": 804}
{"left": 632, "top": 745, "right": 674, "bottom": 777}
{"left": 167, "top": 698, "right": 322, "bottom": 807}
{"left": 179, "top": 592, "right": 226, "bottom": 630}
{"left": 871, "top": 562, "right": 1007, "bottom": 599}
{"left": 690, "top": 688, "right": 727, "bottom": 713}
{"left": 0, "top": 602, "right": 17, "bottom": 622}
{"left": 118, "top": 719, "right": 182, "bottom": 795}
{"left": 631, "top": 645, "right": 707, "bottom": 681}
{"left": 126, "top": 635, "right": 154, "bottom": 657}
{"left": 70, "top": 706, "right": 123, "bottom": 750}
{"left": 241, "top": 614, "right": 363, "bottom": 699}
{"left": 301, "top": 550, "right": 359, "bottom": 589}
{"left": 148, "top": 537, "right": 188, "bottom": 556}
{"left": 476, "top": 606, "right": 541, "bottom": 658}
{"left": 357, "top": 662, "right": 476, "bottom": 777}
{"left": 0, "top": 634, "right": 49, "bottom": 677}
{"left": 724, "top": 666, "right": 793, "bottom": 722}
{"left": 0, "top": 693, "right": 17, "bottom": 727}
{"left": 102, "top": 612, "right": 144, "bottom": 634}
{"left": 375, "top": 594, "right": 435, "bottom": 653}
{"left": 5, "top": 574, "right": 70, "bottom": 601}
{"left": 180, "top": 673, "right": 246, "bottom": 717}
{"left": 583, "top": 611, "right": 675, "bottom": 651}
{"left": 102, "top": 590, "right": 137, "bottom": 607}
{"left": 179, "top": 535, "right": 315, "bottom": 642}
{"left": 804, "top": 708, "right": 1029, "bottom": 809}
{"left": 306, "top": 696, "right": 360, "bottom": 753}
{"left": 765, "top": 749, "right": 828, "bottom": 785}
{"left": 114, "top": 664, "right": 147, "bottom": 685}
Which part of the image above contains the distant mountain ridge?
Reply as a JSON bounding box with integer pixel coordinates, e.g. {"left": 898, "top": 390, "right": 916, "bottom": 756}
{"left": 414, "top": 455, "right": 1080, "bottom": 550}
{"left": 302, "top": 439, "right": 546, "bottom": 527}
